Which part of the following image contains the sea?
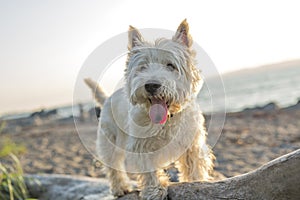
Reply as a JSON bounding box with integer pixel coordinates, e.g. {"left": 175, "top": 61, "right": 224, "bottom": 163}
{"left": 1, "top": 60, "right": 300, "bottom": 120}
{"left": 198, "top": 60, "right": 300, "bottom": 113}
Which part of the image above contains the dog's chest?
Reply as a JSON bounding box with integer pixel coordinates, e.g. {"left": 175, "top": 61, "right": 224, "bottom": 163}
{"left": 127, "top": 128, "right": 173, "bottom": 153}
{"left": 127, "top": 114, "right": 196, "bottom": 153}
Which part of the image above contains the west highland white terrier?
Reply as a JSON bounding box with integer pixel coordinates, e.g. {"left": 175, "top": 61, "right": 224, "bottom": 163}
{"left": 85, "top": 19, "right": 215, "bottom": 200}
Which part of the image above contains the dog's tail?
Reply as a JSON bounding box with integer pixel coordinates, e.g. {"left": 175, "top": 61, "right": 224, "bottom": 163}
{"left": 84, "top": 78, "right": 108, "bottom": 107}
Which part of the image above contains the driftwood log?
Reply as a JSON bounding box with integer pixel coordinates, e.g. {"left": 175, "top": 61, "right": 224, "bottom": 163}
{"left": 25, "top": 149, "right": 300, "bottom": 200}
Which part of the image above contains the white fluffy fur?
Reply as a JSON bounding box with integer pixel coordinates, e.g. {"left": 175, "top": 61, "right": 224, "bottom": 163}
{"left": 85, "top": 19, "right": 215, "bottom": 200}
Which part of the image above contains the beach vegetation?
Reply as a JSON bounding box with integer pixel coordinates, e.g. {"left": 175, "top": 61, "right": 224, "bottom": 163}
{"left": 0, "top": 137, "right": 36, "bottom": 200}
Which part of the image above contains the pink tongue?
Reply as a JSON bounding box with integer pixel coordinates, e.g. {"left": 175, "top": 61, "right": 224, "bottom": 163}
{"left": 149, "top": 99, "right": 168, "bottom": 124}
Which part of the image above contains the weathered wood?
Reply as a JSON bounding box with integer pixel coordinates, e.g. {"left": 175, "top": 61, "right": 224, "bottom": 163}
{"left": 25, "top": 175, "right": 113, "bottom": 200}
{"left": 167, "top": 149, "right": 300, "bottom": 200}
{"left": 25, "top": 149, "right": 300, "bottom": 200}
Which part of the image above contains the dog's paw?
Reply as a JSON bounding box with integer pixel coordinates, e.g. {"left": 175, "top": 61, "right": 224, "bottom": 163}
{"left": 140, "top": 185, "right": 167, "bottom": 200}
{"left": 111, "top": 184, "right": 132, "bottom": 197}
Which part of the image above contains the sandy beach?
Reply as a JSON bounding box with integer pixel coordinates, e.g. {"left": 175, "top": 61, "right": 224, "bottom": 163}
{"left": 1, "top": 102, "right": 300, "bottom": 179}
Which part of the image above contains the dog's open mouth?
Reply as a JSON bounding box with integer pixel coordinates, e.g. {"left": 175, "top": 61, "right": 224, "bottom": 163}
{"left": 148, "top": 97, "right": 169, "bottom": 124}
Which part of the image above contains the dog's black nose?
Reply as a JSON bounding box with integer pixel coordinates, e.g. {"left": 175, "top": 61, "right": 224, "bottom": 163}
{"left": 145, "top": 83, "right": 161, "bottom": 95}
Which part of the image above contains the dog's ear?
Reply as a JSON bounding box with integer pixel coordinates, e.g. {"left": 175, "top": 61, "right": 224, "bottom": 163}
{"left": 128, "top": 25, "right": 143, "bottom": 50}
{"left": 173, "top": 19, "right": 193, "bottom": 47}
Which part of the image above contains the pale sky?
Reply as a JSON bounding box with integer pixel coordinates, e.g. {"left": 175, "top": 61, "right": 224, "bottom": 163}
{"left": 1, "top": 0, "right": 300, "bottom": 114}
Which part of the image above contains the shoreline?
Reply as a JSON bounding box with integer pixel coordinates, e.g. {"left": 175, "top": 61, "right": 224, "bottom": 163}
{"left": 0, "top": 101, "right": 299, "bottom": 178}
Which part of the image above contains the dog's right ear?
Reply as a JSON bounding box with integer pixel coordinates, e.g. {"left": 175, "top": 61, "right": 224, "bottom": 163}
{"left": 128, "top": 26, "right": 143, "bottom": 50}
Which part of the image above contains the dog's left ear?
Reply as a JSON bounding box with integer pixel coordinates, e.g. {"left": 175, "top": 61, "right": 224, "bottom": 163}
{"left": 173, "top": 19, "right": 193, "bottom": 48}
{"left": 128, "top": 25, "right": 144, "bottom": 50}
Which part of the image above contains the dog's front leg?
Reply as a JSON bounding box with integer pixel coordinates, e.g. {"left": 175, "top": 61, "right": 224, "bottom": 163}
{"left": 138, "top": 170, "right": 169, "bottom": 200}
{"left": 176, "top": 142, "right": 214, "bottom": 182}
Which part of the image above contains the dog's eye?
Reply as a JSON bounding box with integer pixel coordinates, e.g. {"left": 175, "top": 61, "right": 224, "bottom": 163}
{"left": 139, "top": 64, "right": 147, "bottom": 71}
{"left": 166, "top": 63, "right": 177, "bottom": 71}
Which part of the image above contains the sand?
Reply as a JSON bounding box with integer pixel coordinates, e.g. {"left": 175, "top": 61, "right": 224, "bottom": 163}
{"left": 1, "top": 104, "right": 299, "bottom": 179}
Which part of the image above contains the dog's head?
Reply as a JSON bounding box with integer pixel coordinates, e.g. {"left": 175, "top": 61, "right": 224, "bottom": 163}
{"left": 125, "top": 19, "right": 202, "bottom": 124}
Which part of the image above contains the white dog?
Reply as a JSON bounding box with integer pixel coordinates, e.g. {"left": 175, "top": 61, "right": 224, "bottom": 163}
{"left": 85, "top": 19, "right": 215, "bottom": 200}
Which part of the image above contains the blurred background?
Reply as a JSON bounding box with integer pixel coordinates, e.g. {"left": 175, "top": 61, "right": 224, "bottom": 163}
{"left": 0, "top": 0, "right": 300, "bottom": 117}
